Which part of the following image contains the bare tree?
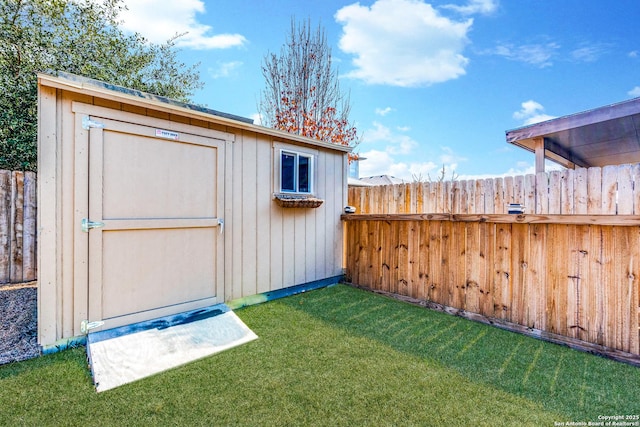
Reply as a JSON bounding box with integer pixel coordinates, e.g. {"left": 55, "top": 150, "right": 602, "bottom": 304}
{"left": 259, "top": 19, "right": 358, "bottom": 148}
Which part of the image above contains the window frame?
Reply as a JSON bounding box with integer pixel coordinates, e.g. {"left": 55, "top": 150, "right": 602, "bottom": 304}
{"left": 273, "top": 143, "right": 319, "bottom": 197}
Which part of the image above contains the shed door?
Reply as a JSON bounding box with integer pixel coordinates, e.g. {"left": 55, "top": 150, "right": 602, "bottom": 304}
{"left": 83, "top": 113, "right": 225, "bottom": 331}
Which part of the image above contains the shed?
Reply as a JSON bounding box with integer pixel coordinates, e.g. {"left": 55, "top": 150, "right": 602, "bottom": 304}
{"left": 505, "top": 97, "right": 640, "bottom": 172}
{"left": 37, "top": 72, "right": 350, "bottom": 350}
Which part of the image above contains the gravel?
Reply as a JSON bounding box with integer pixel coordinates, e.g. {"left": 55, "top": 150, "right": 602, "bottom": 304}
{"left": 0, "top": 285, "right": 40, "bottom": 365}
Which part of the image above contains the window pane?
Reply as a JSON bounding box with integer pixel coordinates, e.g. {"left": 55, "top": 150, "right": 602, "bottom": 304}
{"left": 281, "top": 152, "right": 296, "bottom": 192}
{"left": 298, "top": 155, "right": 310, "bottom": 193}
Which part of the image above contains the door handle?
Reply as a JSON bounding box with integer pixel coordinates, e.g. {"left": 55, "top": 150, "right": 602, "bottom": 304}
{"left": 82, "top": 218, "right": 105, "bottom": 233}
{"left": 217, "top": 218, "right": 224, "bottom": 235}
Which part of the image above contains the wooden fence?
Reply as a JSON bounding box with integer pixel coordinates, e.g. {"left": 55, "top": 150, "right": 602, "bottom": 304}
{"left": 345, "top": 164, "right": 640, "bottom": 361}
{"left": 0, "top": 170, "right": 37, "bottom": 285}
{"left": 349, "top": 164, "right": 640, "bottom": 215}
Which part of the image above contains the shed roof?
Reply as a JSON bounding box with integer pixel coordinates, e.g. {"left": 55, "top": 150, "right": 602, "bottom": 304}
{"left": 505, "top": 97, "right": 640, "bottom": 170}
{"left": 38, "top": 72, "right": 352, "bottom": 153}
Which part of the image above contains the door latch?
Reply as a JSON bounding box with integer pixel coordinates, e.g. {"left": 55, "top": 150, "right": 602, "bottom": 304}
{"left": 81, "top": 320, "right": 105, "bottom": 334}
{"left": 81, "top": 218, "right": 105, "bottom": 232}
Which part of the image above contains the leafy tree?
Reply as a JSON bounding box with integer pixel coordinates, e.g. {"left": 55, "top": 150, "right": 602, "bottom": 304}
{"left": 0, "top": 0, "right": 203, "bottom": 171}
{"left": 259, "top": 19, "right": 359, "bottom": 149}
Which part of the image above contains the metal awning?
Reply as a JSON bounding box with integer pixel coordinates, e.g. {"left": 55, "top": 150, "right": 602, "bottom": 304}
{"left": 505, "top": 97, "right": 640, "bottom": 172}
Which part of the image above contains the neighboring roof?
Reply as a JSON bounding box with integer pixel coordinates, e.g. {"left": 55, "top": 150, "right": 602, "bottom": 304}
{"left": 358, "top": 175, "right": 406, "bottom": 186}
{"left": 505, "top": 97, "right": 640, "bottom": 169}
{"left": 347, "top": 177, "right": 375, "bottom": 187}
{"left": 38, "top": 72, "right": 352, "bottom": 153}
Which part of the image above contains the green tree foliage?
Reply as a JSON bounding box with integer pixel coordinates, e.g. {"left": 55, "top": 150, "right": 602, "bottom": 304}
{"left": 259, "top": 19, "right": 359, "bottom": 150}
{"left": 0, "top": 0, "right": 203, "bottom": 171}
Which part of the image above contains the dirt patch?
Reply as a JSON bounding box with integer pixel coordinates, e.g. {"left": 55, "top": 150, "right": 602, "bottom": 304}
{"left": 0, "top": 283, "right": 39, "bottom": 365}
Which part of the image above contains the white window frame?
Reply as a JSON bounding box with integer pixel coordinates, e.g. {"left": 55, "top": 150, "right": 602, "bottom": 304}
{"left": 273, "top": 143, "right": 318, "bottom": 196}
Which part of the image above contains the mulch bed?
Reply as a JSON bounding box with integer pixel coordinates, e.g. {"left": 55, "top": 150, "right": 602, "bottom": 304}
{"left": 0, "top": 282, "right": 39, "bottom": 365}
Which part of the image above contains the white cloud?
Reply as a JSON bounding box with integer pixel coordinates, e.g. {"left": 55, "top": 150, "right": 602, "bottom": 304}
{"left": 513, "top": 100, "right": 556, "bottom": 125}
{"left": 375, "top": 107, "right": 394, "bottom": 116}
{"left": 629, "top": 51, "right": 639, "bottom": 58}
{"left": 629, "top": 86, "right": 640, "bottom": 97}
{"left": 356, "top": 122, "right": 465, "bottom": 181}
{"left": 118, "top": 0, "right": 247, "bottom": 49}
{"left": 335, "top": 0, "right": 472, "bottom": 87}
{"left": 358, "top": 149, "right": 440, "bottom": 181}
{"left": 571, "top": 43, "right": 609, "bottom": 62}
{"left": 367, "top": 122, "right": 417, "bottom": 154}
{"left": 208, "top": 61, "right": 243, "bottom": 79}
{"left": 441, "top": 0, "right": 498, "bottom": 16}
{"left": 489, "top": 42, "right": 559, "bottom": 68}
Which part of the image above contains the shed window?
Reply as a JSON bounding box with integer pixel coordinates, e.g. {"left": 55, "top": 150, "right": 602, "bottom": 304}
{"left": 280, "top": 150, "right": 313, "bottom": 194}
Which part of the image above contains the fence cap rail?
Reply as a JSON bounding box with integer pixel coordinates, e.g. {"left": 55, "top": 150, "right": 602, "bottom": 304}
{"left": 341, "top": 213, "right": 640, "bottom": 226}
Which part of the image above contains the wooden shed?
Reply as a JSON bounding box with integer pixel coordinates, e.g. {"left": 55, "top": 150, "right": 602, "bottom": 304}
{"left": 37, "top": 72, "right": 350, "bottom": 350}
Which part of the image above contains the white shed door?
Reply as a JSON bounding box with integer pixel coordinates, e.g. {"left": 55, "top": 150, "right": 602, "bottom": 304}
{"left": 83, "top": 113, "right": 225, "bottom": 331}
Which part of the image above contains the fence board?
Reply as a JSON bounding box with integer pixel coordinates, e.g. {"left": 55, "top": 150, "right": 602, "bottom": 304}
{"left": 0, "top": 170, "right": 36, "bottom": 285}
{"left": 344, "top": 216, "right": 640, "bottom": 358}
{"left": 0, "top": 171, "right": 11, "bottom": 282}
{"left": 350, "top": 163, "right": 640, "bottom": 217}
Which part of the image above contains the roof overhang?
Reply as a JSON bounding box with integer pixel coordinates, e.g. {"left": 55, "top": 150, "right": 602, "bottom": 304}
{"left": 38, "top": 72, "right": 352, "bottom": 154}
{"left": 505, "top": 97, "right": 640, "bottom": 171}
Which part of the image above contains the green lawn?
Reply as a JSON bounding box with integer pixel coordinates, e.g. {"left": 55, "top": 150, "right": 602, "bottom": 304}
{"left": 1, "top": 284, "right": 638, "bottom": 426}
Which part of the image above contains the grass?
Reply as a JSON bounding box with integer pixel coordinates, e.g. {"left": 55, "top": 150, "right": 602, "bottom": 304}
{"left": 1, "top": 284, "right": 638, "bottom": 426}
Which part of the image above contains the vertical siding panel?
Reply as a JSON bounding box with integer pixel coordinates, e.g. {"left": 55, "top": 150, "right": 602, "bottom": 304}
{"left": 256, "top": 137, "right": 271, "bottom": 294}
{"left": 316, "top": 152, "right": 329, "bottom": 279}
{"left": 0, "top": 171, "right": 10, "bottom": 283}
{"left": 242, "top": 132, "right": 258, "bottom": 296}
{"left": 231, "top": 130, "right": 244, "bottom": 299}
{"left": 37, "top": 85, "right": 59, "bottom": 344}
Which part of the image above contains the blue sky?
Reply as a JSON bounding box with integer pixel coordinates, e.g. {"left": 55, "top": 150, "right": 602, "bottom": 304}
{"left": 117, "top": 0, "right": 640, "bottom": 180}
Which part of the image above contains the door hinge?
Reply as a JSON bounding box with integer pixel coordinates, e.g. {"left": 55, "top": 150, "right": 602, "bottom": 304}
{"left": 82, "top": 116, "right": 105, "bottom": 130}
{"left": 81, "top": 320, "right": 105, "bottom": 334}
{"left": 82, "top": 218, "right": 105, "bottom": 232}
